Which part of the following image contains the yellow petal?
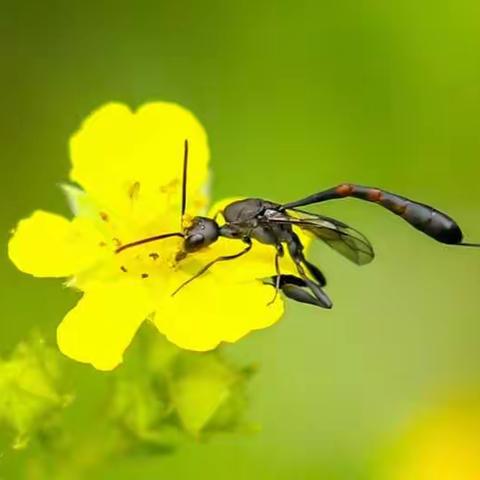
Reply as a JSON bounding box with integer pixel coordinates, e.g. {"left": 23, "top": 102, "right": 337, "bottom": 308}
{"left": 57, "top": 279, "right": 153, "bottom": 370}
{"left": 154, "top": 274, "right": 284, "bottom": 351}
{"left": 69, "top": 102, "right": 210, "bottom": 225}
{"left": 8, "top": 211, "right": 103, "bottom": 278}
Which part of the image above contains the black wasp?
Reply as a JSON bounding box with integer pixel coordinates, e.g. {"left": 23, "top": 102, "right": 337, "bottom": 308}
{"left": 117, "top": 140, "right": 479, "bottom": 308}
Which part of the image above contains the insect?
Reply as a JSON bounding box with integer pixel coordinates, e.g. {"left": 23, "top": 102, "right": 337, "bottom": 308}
{"left": 117, "top": 140, "right": 479, "bottom": 308}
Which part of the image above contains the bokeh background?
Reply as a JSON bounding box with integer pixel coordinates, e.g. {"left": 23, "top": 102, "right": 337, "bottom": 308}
{"left": 1, "top": 1, "right": 480, "bottom": 478}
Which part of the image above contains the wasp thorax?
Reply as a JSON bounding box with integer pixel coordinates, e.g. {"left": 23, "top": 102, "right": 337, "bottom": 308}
{"left": 182, "top": 216, "right": 220, "bottom": 255}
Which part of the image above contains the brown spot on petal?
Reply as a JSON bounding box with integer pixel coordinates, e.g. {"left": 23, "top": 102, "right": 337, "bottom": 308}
{"left": 159, "top": 178, "right": 179, "bottom": 193}
{"left": 128, "top": 181, "right": 140, "bottom": 200}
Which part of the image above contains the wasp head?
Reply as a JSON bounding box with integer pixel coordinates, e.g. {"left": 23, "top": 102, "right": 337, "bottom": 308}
{"left": 176, "top": 216, "right": 220, "bottom": 261}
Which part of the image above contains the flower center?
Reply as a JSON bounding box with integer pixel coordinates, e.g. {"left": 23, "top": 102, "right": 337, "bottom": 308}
{"left": 114, "top": 237, "right": 183, "bottom": 281}
{"left": 96, "top": 206, "right": 184, "bottom": 281}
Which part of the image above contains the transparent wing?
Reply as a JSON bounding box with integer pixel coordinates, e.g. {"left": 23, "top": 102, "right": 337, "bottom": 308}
{"left": 265, "top": 208, "right": 374, "bottom": 265}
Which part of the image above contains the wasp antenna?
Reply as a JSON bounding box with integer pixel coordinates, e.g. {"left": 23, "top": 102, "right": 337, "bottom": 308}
{"left": 181, "top": 139, "right": 189, "bottom": 227}
{"left": 115, "top": 232, "right": 184, "bottom": 254}
{"left": 459, "top": 242, "right": 480, "bottom": 248}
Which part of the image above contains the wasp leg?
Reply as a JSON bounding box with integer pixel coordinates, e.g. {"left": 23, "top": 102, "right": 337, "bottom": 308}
{"left": 295, "top": 266, "right": 332, "bottom": 309}
{"left": 171, "top": 238, "right": 252, "bottom": 296}
{"left": 286, "top": 233, "right": 332, "bottom": 309}
{"left": 303, "top": 258, "right": 327, "bottom": 287}
{"left": 265, "top": 275, "right": 330, "bottom": 308}
{"left": 267, "top": 244, "right": 284, "bottom": 306}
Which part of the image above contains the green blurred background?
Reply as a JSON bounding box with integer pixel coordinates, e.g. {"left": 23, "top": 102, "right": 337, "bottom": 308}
{"left": 1, "top": 1, "right": 480, "bottom": 478}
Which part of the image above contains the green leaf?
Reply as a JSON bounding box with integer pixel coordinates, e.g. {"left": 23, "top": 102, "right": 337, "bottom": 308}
{"left": 0, "top": 335, "right": 72, "bottom": 449}
{"left": 60, "top": 183, "right": 99, "bottom": 218}
{"left": 169, "top": 353, "right": 243, "bottom": 436}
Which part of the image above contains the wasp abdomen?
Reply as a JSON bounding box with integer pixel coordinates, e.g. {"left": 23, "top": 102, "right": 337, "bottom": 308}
{"left": 337, "top": 184, "right": 464, "bottom": 244}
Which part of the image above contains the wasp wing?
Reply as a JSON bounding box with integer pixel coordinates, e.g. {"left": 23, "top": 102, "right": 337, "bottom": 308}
{"left": 265, "top": 209, "right": 374, "bottom": 265}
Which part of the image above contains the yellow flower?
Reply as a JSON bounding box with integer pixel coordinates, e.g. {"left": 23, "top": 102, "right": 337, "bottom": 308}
{"left": 9, "top": 102, "right": 311, "bottom": 371}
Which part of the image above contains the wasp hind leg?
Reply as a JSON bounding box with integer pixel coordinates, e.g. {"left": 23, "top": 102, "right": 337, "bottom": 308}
{"left": 285, "top": 233, "right": 332, "bottom": 309}
{"left": 265, "top": 275, "right": 332, "bottom": 308}
{"left": 267, "top": 245, "right": 284, "bottom": 306}
{"left": 303, "top": 258, "right": 327, "bottom": 287}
